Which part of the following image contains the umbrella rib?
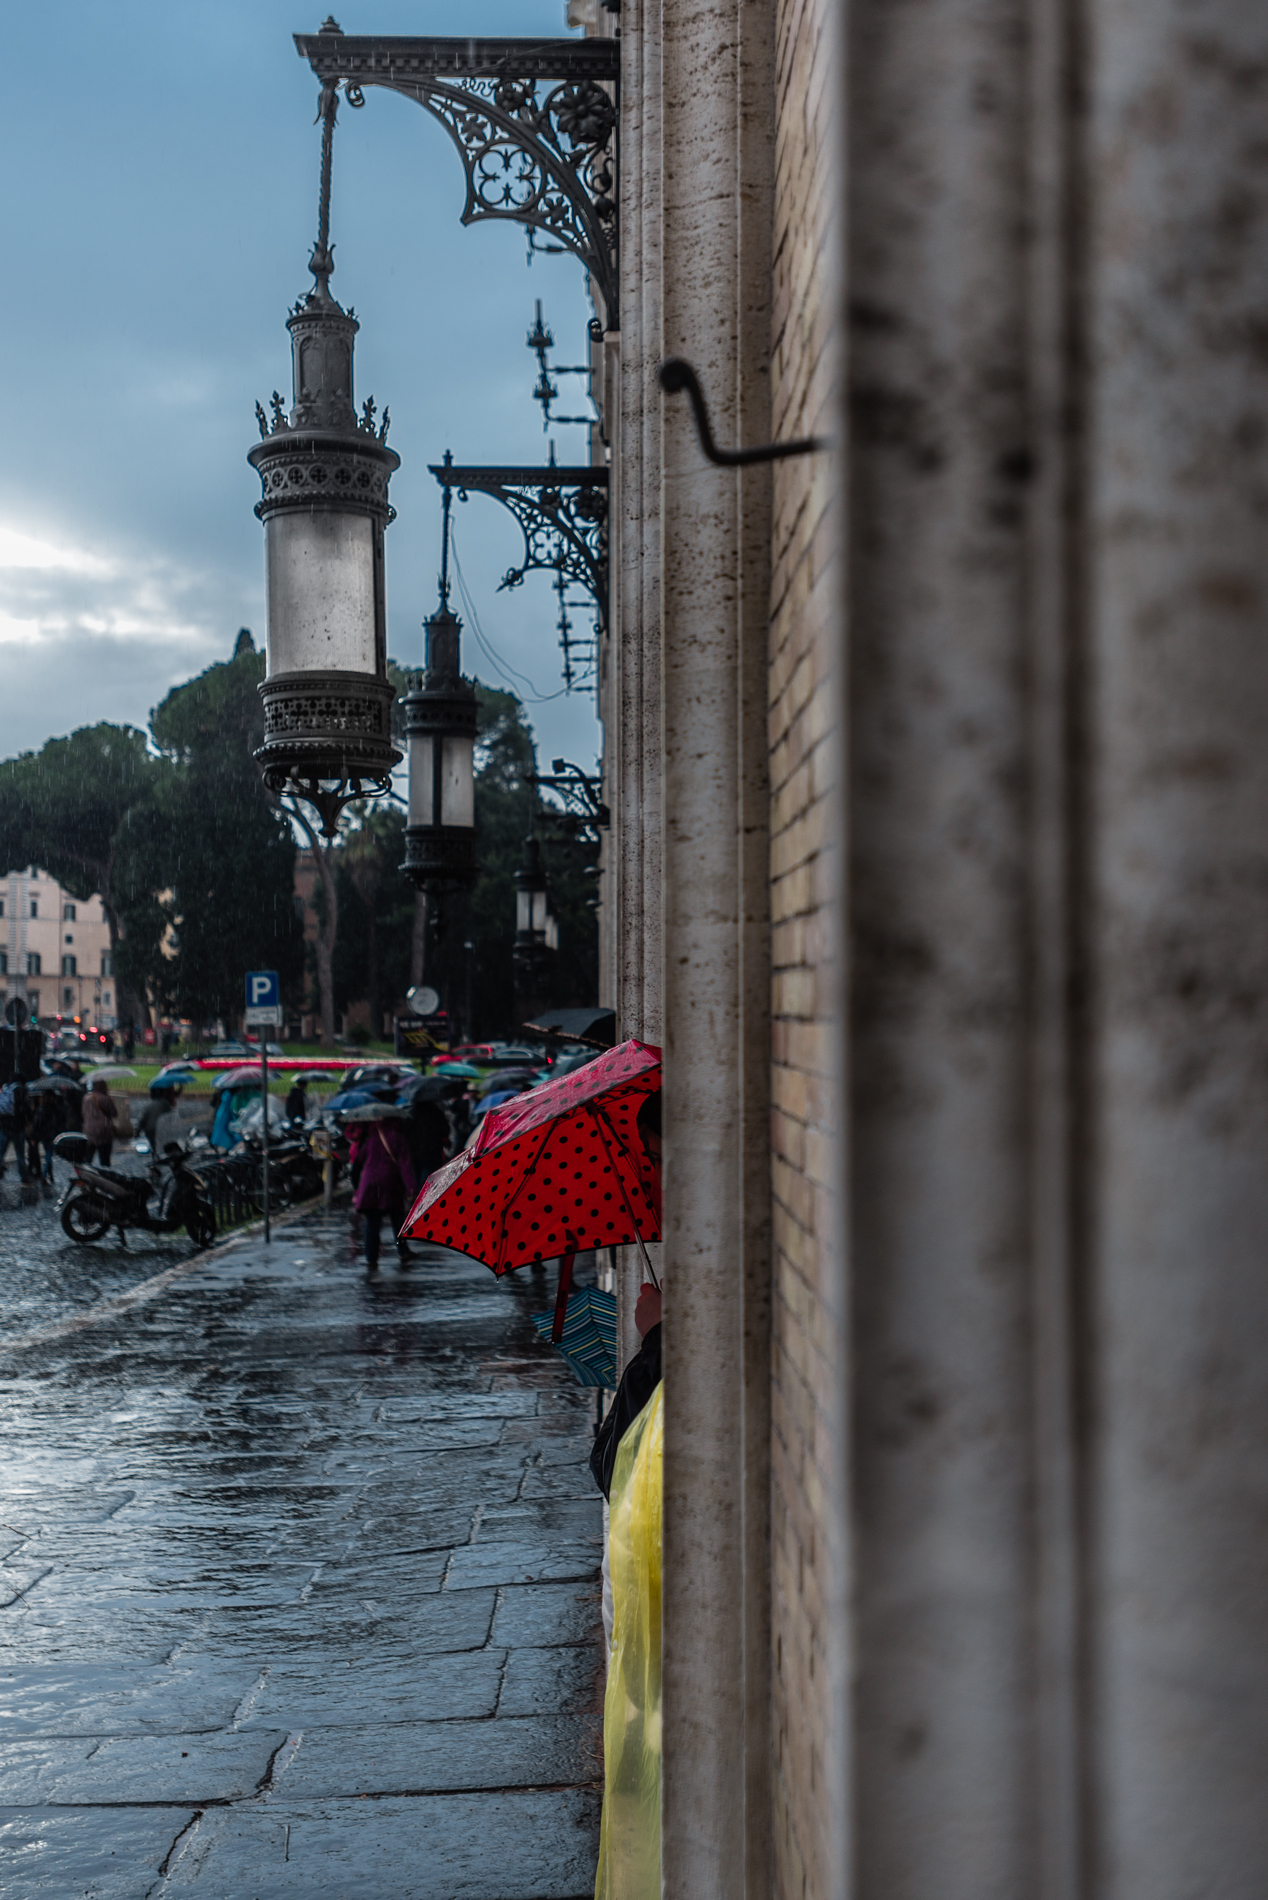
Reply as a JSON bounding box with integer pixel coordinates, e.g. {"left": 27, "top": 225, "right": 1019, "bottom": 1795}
{"left": 588, "top": 1102, "right": 660, "bottom": 1289}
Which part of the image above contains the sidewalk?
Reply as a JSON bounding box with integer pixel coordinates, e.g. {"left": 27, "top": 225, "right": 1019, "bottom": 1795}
{"left": 0, "top": 1212, "right": 604, "bottom": 1897}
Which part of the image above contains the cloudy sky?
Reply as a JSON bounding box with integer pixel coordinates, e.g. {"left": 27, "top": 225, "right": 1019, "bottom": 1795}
{"left": 0, "top": 0, "right": 601, "bottom": 773}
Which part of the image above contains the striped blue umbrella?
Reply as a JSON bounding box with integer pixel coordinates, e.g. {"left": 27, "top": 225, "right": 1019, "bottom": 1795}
{"left": 531, "top": 1286, "right": 618, "bottom": 1389}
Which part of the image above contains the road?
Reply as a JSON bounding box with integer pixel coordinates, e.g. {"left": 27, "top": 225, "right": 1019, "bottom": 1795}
{"left": 0, "top": 1182, "right": 604, "bottom": 1898}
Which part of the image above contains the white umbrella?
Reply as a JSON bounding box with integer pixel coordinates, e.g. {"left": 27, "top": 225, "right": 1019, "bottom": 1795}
{"left": 88, "top": 1065, "right": 138, "bottom": 1081}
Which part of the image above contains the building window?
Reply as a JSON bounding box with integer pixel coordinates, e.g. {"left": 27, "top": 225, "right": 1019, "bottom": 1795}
{"left": 29, "top": 900, "right": 38, "bottom": 919}
{"left": 0, "top": 950, "right": 6, "bottom": 974}
{"left": 0, "top": 898, "right": 5, "bottom": 917}
{"left": 103, "top": 992, "right": 112, "bottom": 1007}
{"left": 63, "top": 987, "right": 74, "bottom": 1008}
{"left": 28, "top": 993, "right": 39, "bottom": 1015}
{"left": 61, "top": 955, "right": 77, "bottom": 977}
{"left": 65, "top": 933, "right": 74, "bottom": 945}
{"left": 101, "top": 952, "right": 114, "bottom": 977}
{"left": 26, "top": 952, "right": 41, "bottom": 976}
{"left": 63, "top": 902, "right": 76, "bottom": 922}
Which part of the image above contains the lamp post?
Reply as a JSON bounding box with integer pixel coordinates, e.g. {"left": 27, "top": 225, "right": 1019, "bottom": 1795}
{"left": 513, "top": 833, "right": 559, "bottom": 1028}
{"left": 401, "top": 466, "right": 478, "bottom": 897}
{"left": 248, "top": 77, "right": 401, "bottom": 839}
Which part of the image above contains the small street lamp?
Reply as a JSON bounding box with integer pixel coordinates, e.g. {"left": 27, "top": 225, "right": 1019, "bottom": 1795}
{"left": 401, "top": 467, "right": 478, "bottom": 895}
{"left": 514, "top": 837, "right": 559, "bottom": 954}
{"left": 513, "top": 832, "right": 558, "bottom": 1027}
{"left": 248, "top": 76, "right": 401, "bottom": 838}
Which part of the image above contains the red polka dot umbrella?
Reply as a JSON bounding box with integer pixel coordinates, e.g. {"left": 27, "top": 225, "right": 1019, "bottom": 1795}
{"left": 401, "top": 1039, "right": 662, "bottom": 1278}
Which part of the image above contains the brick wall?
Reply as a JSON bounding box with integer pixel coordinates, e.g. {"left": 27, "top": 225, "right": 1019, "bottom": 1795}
{"left": 767, "top": 0, "right": 841, "bottom": 1892}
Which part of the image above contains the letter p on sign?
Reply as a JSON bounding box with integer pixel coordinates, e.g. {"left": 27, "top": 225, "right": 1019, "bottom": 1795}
{"left": 245, "top": 971, "right": 281, "bottom": 1026}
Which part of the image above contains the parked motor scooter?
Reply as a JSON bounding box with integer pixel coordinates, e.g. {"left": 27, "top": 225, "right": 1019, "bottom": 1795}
{"left": 234, "top": 1126, "right": 326, "bottom": 1208}
{"left": 52, "top": 1131, "right": 216, "bottom": 1247}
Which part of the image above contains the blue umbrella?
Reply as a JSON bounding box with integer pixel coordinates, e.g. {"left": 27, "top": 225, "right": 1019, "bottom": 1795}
{"left": 324, "top": 1086, "right": 389, "bottom": 1114}
{"left": 531, "top": 1286, "right": 618, "bottom": 1389}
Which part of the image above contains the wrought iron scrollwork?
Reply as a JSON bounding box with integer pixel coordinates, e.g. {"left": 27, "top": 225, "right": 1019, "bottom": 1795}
{"left": 527, "top": 760, "right": 610, "bottom": 841}
{"left": 296, "top": 32, "right": 620, "bottom": 326}
{"left": 430, "top": 461, "right": 609, "bottom": 632}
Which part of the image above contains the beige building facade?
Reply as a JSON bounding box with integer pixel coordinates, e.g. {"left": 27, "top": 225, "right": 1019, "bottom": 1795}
{"left": 593, "top": 0, "right": 1268, "bottom": 1895}
{"left": 1, "top": 867, "right": 116, "bottom": 1029}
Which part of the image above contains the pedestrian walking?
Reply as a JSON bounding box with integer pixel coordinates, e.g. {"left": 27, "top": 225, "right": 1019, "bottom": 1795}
{"left": 27, "top": 1087, "right": 67, "bottom": 1184}
{"left": 81, "top": 1077, "right": 118, "bottom": 1166}
{"left": 0, "top": 1079, "right": 31, "bottom": 1182}
{"left": 285, "top": 1074, "right": 309, "bottom": 1124}
{"left": 405, "top": 1095, "right": 450, "bottom": 1186}
{"left": 136, "top": 1085, "right": 178, "bottom": 1150}
{"left": 348, "top": 1113, "right": 416, "bottom": 1271}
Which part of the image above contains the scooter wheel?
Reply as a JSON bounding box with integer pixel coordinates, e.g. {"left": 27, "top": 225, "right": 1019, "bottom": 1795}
{"left": 61, "top": 1196, "right": 112, "bottom": 1244}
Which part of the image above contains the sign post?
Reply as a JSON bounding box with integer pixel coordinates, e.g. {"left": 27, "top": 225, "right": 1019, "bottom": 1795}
{"left": 246, "top": 972, "right": 282, "bottom": 1244}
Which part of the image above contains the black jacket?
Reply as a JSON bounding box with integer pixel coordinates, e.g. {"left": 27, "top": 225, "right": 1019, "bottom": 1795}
{"left": 590, "top": 1322, "right": 662, "bottom": 1501}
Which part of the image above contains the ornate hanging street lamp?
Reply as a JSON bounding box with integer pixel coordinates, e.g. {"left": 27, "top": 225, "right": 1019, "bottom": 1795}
{"left": 514, "top": 836, "right": 559, "bottom": 953}
{"left": 401, "top": 467, "right": 478, "bottom": 894}
{"left": 248, "top": 74, "right": 401, "bottom": 838}
{"left": 513, "top": 831, "right": 559, "bottom": 1028}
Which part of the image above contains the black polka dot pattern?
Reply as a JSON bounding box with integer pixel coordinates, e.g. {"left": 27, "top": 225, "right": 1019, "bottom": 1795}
{"left": 401, "top": 1039, "right": 662, "bottom": 1273}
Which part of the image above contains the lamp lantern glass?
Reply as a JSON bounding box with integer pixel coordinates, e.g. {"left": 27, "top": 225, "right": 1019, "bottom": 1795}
{"left": 514, "top": 836, "right": 558, "bottom": 952}
{"left": 401, "top": 597, "right": 478, "bottom": 893}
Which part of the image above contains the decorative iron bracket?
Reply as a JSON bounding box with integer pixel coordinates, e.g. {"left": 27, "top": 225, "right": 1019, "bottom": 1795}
{"left": 527, "top": 760, "right": 610, "bottom": 840}
{"left": 297, "top": 26, "right": 620, "bottom": 327}
{"left": 430, "top": 461, "right": 609, "bottom": 633}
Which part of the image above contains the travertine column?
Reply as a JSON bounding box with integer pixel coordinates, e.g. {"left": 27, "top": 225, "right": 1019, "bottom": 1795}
{"left": 1085, "top": 5, "right": 1268, "bottom": 1892}
{"left": 609, "top": 0, "right": 666, "bottom": 1364}
{"left": 845, "top": 0, "right": 1268, "bottom": 1893}
{"left": 660, "top": 0, "right": 775, "bottom": 1894}
{"left": 848, "top": 0, "right": 1043, "bottom": 1891}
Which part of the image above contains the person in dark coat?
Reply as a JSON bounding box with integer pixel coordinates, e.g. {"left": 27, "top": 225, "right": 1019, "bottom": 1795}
{"left": 590, "top": 1089, "right": 663, "bottom": 1500}
{"left": 28, "top": 1088, "right": 67, "bottom": 1184}
{"left": 285, "top": 1074, "right": 310, "bottom": 1124}
{"left": 0, "top": 1079, "right": 31, "bottom": 1183}
{"left": 406, "top": 1096, "right": 450, "bottom": 1187}
{"left": 136, "top": 1086, "right": 178, "bottom": 1148}
{"left": 348, "top": 1114, "right": 417, "bottom": 1270}
{"left": 81, "top": 1077, "right": 118, "bottom": 1166}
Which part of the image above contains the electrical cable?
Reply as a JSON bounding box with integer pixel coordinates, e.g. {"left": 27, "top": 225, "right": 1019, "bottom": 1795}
{"left": 448, "top": 529, "right": 571, "bottom": 704}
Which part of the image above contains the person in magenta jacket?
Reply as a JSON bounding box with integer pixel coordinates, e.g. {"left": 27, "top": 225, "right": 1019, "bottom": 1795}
{"left": 348, "top": 1114, "right": 416, "bottom": 1270}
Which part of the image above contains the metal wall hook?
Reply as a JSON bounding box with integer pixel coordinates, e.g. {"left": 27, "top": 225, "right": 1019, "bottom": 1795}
{"left": 659, "top": 358, "right": 831, "bottom": 466}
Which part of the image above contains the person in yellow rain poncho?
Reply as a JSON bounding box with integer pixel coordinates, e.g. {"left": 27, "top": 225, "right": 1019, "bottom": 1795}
{"left": 594, "top": 1375, "right": 663, "bottom": 1900}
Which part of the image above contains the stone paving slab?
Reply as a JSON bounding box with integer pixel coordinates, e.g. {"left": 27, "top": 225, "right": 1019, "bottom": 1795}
{"left": 0, "top": 1214, "right": 605, "bottom": 1895}
{"left": 157, "top": 1788, "right": 602, "bottom": 1898}
{"left": 0, "top": 1804, "right": 199, "bottom": 1899}
{"left": 277, "top": 1711, "right": 595, "bottom": 1800}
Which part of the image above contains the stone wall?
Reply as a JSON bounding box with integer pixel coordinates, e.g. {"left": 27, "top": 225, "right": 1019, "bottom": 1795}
{"left": 767, "top": 1, "right": 843, "bottom": 1895}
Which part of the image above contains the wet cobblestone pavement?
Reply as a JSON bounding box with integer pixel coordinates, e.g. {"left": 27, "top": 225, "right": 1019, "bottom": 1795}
{"left": 0, "top": 1183, "right": 604, "bottom": 1897}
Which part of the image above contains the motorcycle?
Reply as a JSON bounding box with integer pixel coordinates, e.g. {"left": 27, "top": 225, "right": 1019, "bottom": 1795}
{"left": 52, "top": 1131, "right": 216, "bottom": 1247}
{"left": 235, "top": 1124, "right": 328, "bottom": 1208}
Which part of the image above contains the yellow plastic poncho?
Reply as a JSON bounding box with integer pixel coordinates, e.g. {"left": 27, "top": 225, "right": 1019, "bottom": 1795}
{"left": 594, "top": 1381, "right": 663, "bottom": 1900}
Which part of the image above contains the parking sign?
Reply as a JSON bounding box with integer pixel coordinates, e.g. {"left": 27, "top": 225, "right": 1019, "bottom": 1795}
{"left": 245, "top": 970, "right": 282, "bottom": 1027}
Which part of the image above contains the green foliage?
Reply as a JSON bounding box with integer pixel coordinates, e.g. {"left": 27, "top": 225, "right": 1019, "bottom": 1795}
{"left": 330, "top": 801, "right": 414, "bottom": 1022}
{"left": 0, "top": 725, "right": 161, "bottom": 904}
{"left": 148, "top": 642, "right": 304, "bottom": 1024}
{"left": 0, "top": 724, "right": 171, "bottom": 1018}
{"left": 0, "top": 639, "right": 597, "bottom": 1043}
{"left": 422, "top": 683, "right": 600, "bottom": 1038}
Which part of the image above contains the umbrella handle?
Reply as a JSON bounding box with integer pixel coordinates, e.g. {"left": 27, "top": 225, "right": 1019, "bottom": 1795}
{"left": 589, "top": 1104, "right": 660, "bottom": 1290}
{"left": 551, "top": 1249, "right": 576, "bottom": 1343}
